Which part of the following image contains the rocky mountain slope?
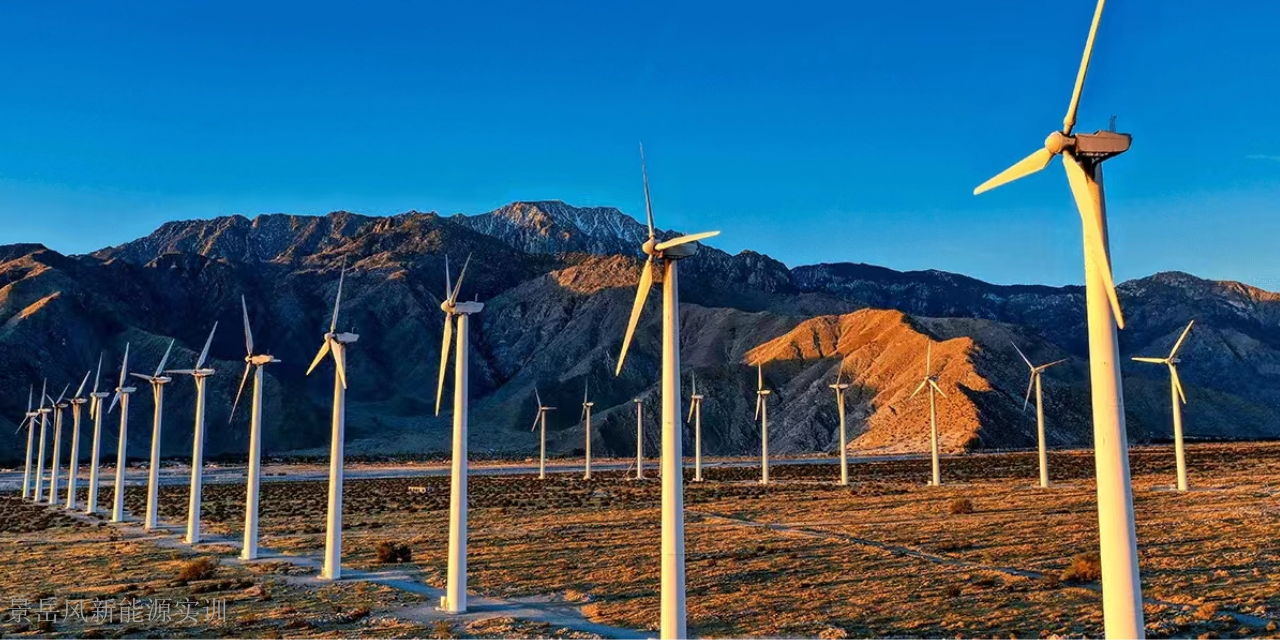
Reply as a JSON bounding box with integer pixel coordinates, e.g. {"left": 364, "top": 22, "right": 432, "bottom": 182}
{"left": 2, "top": 201, "right": 1277, "bottom": 465}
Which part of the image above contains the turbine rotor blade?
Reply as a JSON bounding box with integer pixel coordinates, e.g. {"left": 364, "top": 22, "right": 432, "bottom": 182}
{"left": 615, "top": 256, "right": 655, "bottom": 376}
{"left": 654, "top": 231, "right": 721, "bottom": 252}
{"left": 109, "top": 392, "right": 120, "bottom": 415}
{"left": 332, "top": 343, "right": 348, "bottom": 390}
{"left": 75, "top": 369, "right": 91, "bottom": 399}
{"left": 1063, "top": 150, "right": 1125, "bottom": 329}
{"left": 450, "top": 253, "right": 472, "bottom": 305}
{"left": 330, "top": 262, "right": 346, "bottom": 334}
{"left": 1063, "top": 0, "right": 1107, "bottom": 135}
{"left": 435, "top": 315, "right": 453, "bottom": 416}
{"left": 754, "top": 395, "right": 762, "bottom": 422}
{"left": 230, "top": 362, "right": 252, "bottom": 423}
{"left": 92, "top": 352, "right": 104, "bottom": 394}
{"left": 444, "top": 254, "right": 453, "bottom": 303}
{"left": 1024, "top": 373, "right": 1035, "bottom": 411}
{"left": 686, "top": 401, "right": 695, "bottom": 424}
{"left": 929, "top": 379, "right": 947, "bottom": 398}
{"left": 911, "top": 378, "right": 929, "bottom": 399}
{"left": 118, "top": 343, "right": 131, "bottom": 389}
{"left": 757, "top": 363, "right": 763, "bottom": 391}
{"left": 196, "top": 323, "right": 218, "bottom": 370}
{"left": 55, "top": 383, "right": 70, "bottom": 405}
{"left": 155, "top": 338, "right": 176, "bottom": 377}
{"left": 639, "top": 143, "right": 655, "bottom": 239}
{"left": 973, "top": 148, "right": 1056, "bottom": 195}
{"left": 1040, "top": 359, "right": 1069, "bottom": 371}
{"left": 306, "top": 339, "right": 332, "bottom": 377}
{"left": 1170, "top": 365, "right": 1187, "bottom": 405}
{"left": 1169, "top": 320, "right": 1195, "bottom": 359}
{"left": 531, "top": 411, "right": 540, "bottom": 432}
{"left": 241, "top": 296, "right": 255, "bottom": 355}
{"left": 1011, "top": 342, "right": 1034, "bottom": 369}
{"left": 1132, "top": 357, "right": 1166, "bottom": 364}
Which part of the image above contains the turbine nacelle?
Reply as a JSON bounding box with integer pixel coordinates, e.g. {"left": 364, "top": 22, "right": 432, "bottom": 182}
{"left": 247, "top": 354, "right": 278, "bottom": 366}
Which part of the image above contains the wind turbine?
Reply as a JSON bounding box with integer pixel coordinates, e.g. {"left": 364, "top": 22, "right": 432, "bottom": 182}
{"left": 581, "top": 379, "right": 594, "bottom": 481}
{"left": 46, "top": 383, "right": 70, "bottom": 504}
{"left": 168, "top": 323, "right": 218, "bottom": 543}
{"left": 1132, "top": 320, "right": 1195, "bottom": 492}
{"left": 1012, "top": 343, "right": 1067, "bottom": 489}
{"left": 306, "top": 263, "right": 360, "bottom": 581}
{"left": 754, "top": 364, "right": 772, "bottom": 486}
{"left": 910, "top": 341, "right": 946, "bottom": 487}
{"left": 972, "top": 0, "right": 1144, "bottom": 635}
{"left": 632, "top": 397, "right": 644, "bottom": 479}
{"left": 830, "top": 368, "right": 852, "bottom": 486}
{"left": 65, "top": 369, "right": 92, "bottom": 510}
{"left": 530, "top": 389, "right": 555, "bottom": 480}
{"left": 686, "top": 372, "right": 704, "bottom": 482}
{"left": 613, "top": 144, "right": 719, "bottom": 640}
{"left": 432, "top": 255, "right": 482, "bottom": 613}
{"left": 132, "top": 339, "right": 176, "bottom": 530}
{"left": 230, "top": 295, "right": 279, "bottom": 561}
{"left": 108, "top": 344, "right": 137, "bottom": 523}
{"left": 86, "top": 353, "right": 110, "bottom": 514}
{"left": 33, "top": 380, "right": 50, "bottom": 501}
{"left": 16, "top": 386, "right": 37, "bottom": 500}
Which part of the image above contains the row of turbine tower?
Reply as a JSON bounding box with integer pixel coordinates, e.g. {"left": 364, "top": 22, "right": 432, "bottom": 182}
{"left": 11, "top": 1, "right": 1197, "bottom": 636}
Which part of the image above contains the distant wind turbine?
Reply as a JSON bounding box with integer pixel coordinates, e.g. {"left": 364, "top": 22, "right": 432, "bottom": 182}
{"left": 85, "top": 353, "right": 110, "bottom": 514}
{"left": 230, "top": 296, "right": 280, "bottom": 560}
{"left": 16, "top": 386, "right": 37, "bottom": 500}
{"left": 47, "top": 383, "right": 70, "bottom": 504}
{"left": 1132, "top": 320, "right": 1195, "bottom": 492}
{"left": 64, "top": 369, "right": 92, "bottom": 510}
{"left": 168, "top": 323, "right": 219, "bottom": 543}
{"left": 108, "top": 344, "right": 137, "bottom": 522}
{"left": 972, "top": 0, "right": 1145, "bottom": 634}
{"left": 132, "top": 339, "right": 176, "bottom": 530}
{"left": 686, "top": 372, "right": 704, "bottom": 482}
{"left": 306, "top": 263, "right": 360, "bottom": 581}
{"left": 33, "top": 380, "right": 50, "bottom": 502}
{"left": 1012, "top": 343, "right": 1067, "bottom": 489}
{"left": 581, "top": 379, "right": 594, "bottom": 481}
{"left": 755, "top": 364, "right": 772, "bottom": 485}
{"left": 613, "top": 144, "right": 719, "bottom": 640}
{"left": 830, "top": 368, "right": 852, "bottom": 486}
{"left": 531, "top": 389, "right": 555, "bottom": 480}
{"left": 910, "top": 341, "right": 947, "bottom": 487}
{"left": 432, "top": 254, "right": 483, "bottom": 613}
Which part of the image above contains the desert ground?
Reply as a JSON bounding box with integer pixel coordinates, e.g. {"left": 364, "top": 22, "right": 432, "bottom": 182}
{"left": 1, "top": 443, "right": 1279, "bottom": 639}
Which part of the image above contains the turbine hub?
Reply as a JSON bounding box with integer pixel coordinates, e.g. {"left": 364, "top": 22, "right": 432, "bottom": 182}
{"left": 1044, "top": 131, "right": 1073, "bottom": 155}
{"left": 642, "top": 237, "right": 658, "bottom": 257}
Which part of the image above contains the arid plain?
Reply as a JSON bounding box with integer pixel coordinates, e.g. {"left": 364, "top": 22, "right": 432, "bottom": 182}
{"left": 2, "top": 443, "right": 1278, "bottom": 639}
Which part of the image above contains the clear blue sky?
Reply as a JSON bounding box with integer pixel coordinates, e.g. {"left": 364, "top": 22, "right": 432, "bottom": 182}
{"left": 1, "top": 1, "right": 1278, "bottom": 289}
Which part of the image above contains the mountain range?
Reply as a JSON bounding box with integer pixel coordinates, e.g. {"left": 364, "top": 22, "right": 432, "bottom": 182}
{"left": 2, "top": 200, "right": 1278, "bottom": 465}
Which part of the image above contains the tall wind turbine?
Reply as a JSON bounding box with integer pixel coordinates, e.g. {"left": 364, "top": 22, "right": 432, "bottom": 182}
{"left": 754, "top": 364, "right": 772, "bottom": 485}
{"left": 65, "top": 369, "right": 92, "bottom": 510}
{"left": 168, "top": 324, "right": 218, "bottom": 543}
{"left": 433, "top": 255, "right": 482, "bottom": 613}
{"left": 17, "top": 386, "right": 37, "bottom": 500}
{"left": 613, "top": 144, "right": 719, "bottom": 640}
{"left": 530, "top": 389, "right": 555, "bottom": 480}
{"left": 306, "top": 264, "right": 360, "bottom": 581}
{"left": 686, "top": 372, "right": 704, "bottom": 482}
{"left": 108, "top": 344, "right": 136, "bottom": 523}
{"left": 581, "top": 379, "right": 594, "bottom": 481}
{"left": 86, "top": 353, "right": 110, "bottom": 515}
{"left": 972, "top": 1, "right": 1144, "bottom": 635}
{"left": 1132, "top": 320, "right": 1194, "bottom": 492}
{"left": 910, "top": 341, "right": 946, "bottom": 487}
{"left": 830, "top": 369, "right": 852, "bottom": 486}
{"left": 133, "top": 339, "right": 176, "bottom": 530}
{"left": 46, "top": 383, "right": 70, "bottom": 504}
{"left": 231, "top": 295, "right": 279, "bottom": 561}
{"left": 1013, "top": 343, "right": 1067, "bottom": 489}
{"left": 33, "top": 380, "right": 50, "bottom": 501}
{"left": 633, "top": 397, "right": 644, "bottom": 479}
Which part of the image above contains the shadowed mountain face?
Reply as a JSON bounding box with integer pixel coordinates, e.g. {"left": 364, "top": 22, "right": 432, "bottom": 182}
{"left": 3, "top": 201, "right": 1278, "bottom": 464}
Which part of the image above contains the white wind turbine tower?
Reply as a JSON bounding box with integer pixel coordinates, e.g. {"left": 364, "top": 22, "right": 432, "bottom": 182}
{"left": 65, "top": 369, "right": 92, "bottom": 510}
{"left": 830, "top": 368, "right": 852, "bottom": 486}
{"left": 530, "top": 389, "right": 555, "bottom": 481}
{"left": 581, "top": 380, "right": 594, "bottom": 481}
{"left": 686, "top": 372, "right": 704, "bottom": 482}
{"left": 17, "top": 386, "right": 37, "bottom": 500}
{"left": 86, "top": 353, "right": 110, "bottom": 515}
{"left": 1132, "top": 320, "right": 1195, "bottom": 492}
{"left": 108, "top": 344, "right": 137, "bottom": 523}
{"left": 910, "top": 341, "right": 947, "bottom": 487}
{"left": 133, "top": 339, "right": 176, "bottom": 530}
{"left": 632, "top": 397, "right": 644, "bottom": 479}
{"left": 230, "top": 295, "right": 280, "bottom": 561}
{"left": 1012, "top": 343, "right": 1067, "bottom": 489}
{"left": 614, "top": 144, "right": 720, "bottom": 640}
{"left": 433, "top": 255, "right": 482, "bottom": 613}
{"left": 168, "top": 323, "right": 218, "bottom": 543}
{"left": 306, "top": 264, "right": 359, "bottom": 581}
{"left": 33, "top": 380, "right": 50, "bottom": 501}
{"left": 754, "top": 364, "right": 772, "bottom": 485}
{"left": 47, "top": 383, "right": 70, "bottom": 504}
{"left": 973, "top": 0, "right": 1144, "bottom": 635}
